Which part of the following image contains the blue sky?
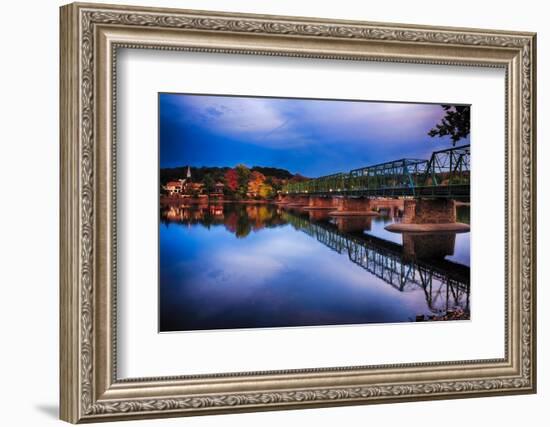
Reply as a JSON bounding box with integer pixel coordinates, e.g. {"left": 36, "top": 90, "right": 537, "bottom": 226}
{"left": 159, "top": 93, "right": 469, "bottom": 177}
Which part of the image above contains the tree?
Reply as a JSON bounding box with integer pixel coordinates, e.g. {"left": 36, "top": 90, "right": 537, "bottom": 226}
{"left": 235, "top": 164, "right": 251, "bottom": 198}
{"left": 251, "top": 166, "right": 293, "bottom": 180}
{"left": 289, "top": 173, "right": 309, "bottom": 183}
{"left": 428, "top": 105, "right": 470, "bottom": 145}
{"left": 266, "top": 176, "right": 282, "bottom": 195}
{"left": 224, "top": 168, "right": 239, "bottom": 193}
{"left": 203, "top": 174, "right": 216, "bottom": 194}
{"left": 248, "top": 171, "right": 266, "bottom": 198}
{"left": 258, "top": 183, "right": 274, "bottom": 199}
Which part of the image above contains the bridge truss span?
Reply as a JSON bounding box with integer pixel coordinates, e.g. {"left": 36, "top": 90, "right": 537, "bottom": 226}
{"left": 283, "top": 144, "right": 470, "bottom": 200}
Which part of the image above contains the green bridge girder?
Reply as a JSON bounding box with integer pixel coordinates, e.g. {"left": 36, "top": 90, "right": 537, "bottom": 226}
{"left": 283, "top": 144, "right": 470, "bottom": 199}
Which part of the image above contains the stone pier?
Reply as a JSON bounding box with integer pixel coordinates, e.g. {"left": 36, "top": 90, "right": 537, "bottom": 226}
{"left": 371, "top": 198, "right": 404, "bottom": 211}
{"left": 330, "top": 197, "right": 378, "bottom": 217}
{"left": 275, "top": 194, "right": 289, "bottom": 204}
{"left": 285, "top": 195, "right": 310, "bottom": 207}
{"left": 402, "top": 199, "right": 456, "bottom": 224}
{"left": 371, "top": 198, "right": 404, "bottom": 218}
{"left": 386, "top": 199, "right": 469, "bottom": 233}
{"left": 304, "top": 196, "right": 336, "bottom": 210}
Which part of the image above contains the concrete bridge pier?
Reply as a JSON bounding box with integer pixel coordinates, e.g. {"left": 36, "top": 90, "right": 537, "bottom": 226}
{"left": 305, "top": 196, "right": 336, "bottom": 210}
{"left": 371, "top": 198, "right": 404, "bottom": 218}
{"left": 330, "top": 197, "right": 378, "bottom": 217}
{"left": 386, "top": 199, "right": 469, "bottom": 233}
{"left": 402, "top": 199, "right": 456, "bottom": 224}
{"left": 285, "top": 195, "right": 310, "bottom": 207}
{"left": 371, "top": 198, "right": 404, "bottom": 211}
{"left": 275, "top": 194, "right": 290, "bottom": 204}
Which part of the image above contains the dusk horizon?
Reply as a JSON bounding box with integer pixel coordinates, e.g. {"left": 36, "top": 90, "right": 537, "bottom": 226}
{"left": 159, "top": 93, "right": 469, "bottom": 177}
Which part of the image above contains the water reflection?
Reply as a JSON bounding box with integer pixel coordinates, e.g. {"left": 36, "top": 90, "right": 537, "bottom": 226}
{"left": 160, "top": 202, "right": 470, "bottom": 332}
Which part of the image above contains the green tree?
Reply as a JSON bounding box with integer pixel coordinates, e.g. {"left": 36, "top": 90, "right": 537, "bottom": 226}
{"left": 428, "top": 105, "right": 470, "bottom": 145}
{"left": 259, "top": 183, "right": 274, "bottom": 199}
{"left": 203, "top": 174, "right": 215, "bottom": 193}
{"left": 235, "top": 164, "right": 251, "bottom": 198}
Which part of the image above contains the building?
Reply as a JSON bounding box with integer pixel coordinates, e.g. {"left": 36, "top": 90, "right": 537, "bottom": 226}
{"left": 163, "top": 167, "right": 223, "bottom": 198}
{"left": 212, "top": 182, "right": 225, "bottom": 195}
{"left": 163, "top": 179, "right": 185, "bottom": 196}
{"left": 162, "top": 167, "right": 193, "bottom": 197}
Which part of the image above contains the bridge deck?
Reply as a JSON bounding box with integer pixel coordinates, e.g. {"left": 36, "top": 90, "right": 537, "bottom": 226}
{"left": 303, "top": 184, "right": 470, "bottom": 198}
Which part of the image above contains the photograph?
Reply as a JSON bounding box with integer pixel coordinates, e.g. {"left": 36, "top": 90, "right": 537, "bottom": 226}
{"left": 158, "top": 93, "right": 471, "bottom": 332}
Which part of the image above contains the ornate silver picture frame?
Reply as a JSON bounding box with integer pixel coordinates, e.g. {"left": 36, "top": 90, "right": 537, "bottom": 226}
{"left": 60, "top": 2, "right": 536, "bottom": 423}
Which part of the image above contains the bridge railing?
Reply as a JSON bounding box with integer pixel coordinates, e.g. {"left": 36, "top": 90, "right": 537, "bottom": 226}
{"left": 282, "top": 144, "right": 470, "bottom": 196}
{"left": 347, "top": 159, "right": 429, "bottom": 193}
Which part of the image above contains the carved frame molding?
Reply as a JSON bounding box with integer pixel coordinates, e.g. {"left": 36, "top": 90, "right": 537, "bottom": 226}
{"left": 60, "top": 2, "right": 536, "bottom": 423}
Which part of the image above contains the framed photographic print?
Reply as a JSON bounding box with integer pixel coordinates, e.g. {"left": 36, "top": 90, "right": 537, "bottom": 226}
{"left": 60, "top": 2, "right": 537, "bottom": 423}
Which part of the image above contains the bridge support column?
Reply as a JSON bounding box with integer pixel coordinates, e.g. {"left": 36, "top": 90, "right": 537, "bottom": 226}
{"left": 336, "top": 197, "right": 373, "bottom": 212}
{"left": 285, "top": 195, "right": 310, "bottom": 207}
{"left": 308, "top": 196, "right": 336, "bottom": 209}
{"left": 371, "top": 198, "right": 404, "bottom": 218}
{"left": 276, "top": 194, "right": 289, "bottom": 204}
{"left": 402, "top": 199, "right": 456, "bottom": 224}
{"left": 329, "top": 197, "right": 378, "bottom": 217}
{"left": 371, "top": 198, "right": 404, "bottom": 211}
{"left": 386, "top": 199, "right": 469, "bottom": 233}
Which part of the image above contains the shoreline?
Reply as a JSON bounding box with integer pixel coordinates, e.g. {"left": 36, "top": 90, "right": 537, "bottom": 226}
{"left": 160, "top": 197, "right": 276, "bottom": 205}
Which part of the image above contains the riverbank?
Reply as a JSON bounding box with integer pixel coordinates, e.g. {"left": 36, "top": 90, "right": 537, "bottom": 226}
{"left": 160, "top": 197, "right": 275, "bottom": 205}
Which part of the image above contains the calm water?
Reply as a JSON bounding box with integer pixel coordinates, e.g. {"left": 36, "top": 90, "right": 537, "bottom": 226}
{"left": 159, "top": 203, "right": 470, "bottom": 332}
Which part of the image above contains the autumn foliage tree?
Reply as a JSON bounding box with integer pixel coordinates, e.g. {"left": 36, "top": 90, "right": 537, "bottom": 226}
{"left": 224, "top": 169, "right": 239, "bottom": 194}
{"left": 185, "top": 164, "right": 295, "bottom": 200}
{"left": 247, "top": 171, "right": 266, "bottom": 197}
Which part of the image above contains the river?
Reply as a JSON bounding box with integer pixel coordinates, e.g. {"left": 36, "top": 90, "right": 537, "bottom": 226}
{"left": 159, "top": 202, "right": 470, "bottom": 332}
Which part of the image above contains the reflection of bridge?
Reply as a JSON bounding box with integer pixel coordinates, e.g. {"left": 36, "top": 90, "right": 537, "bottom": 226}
{"left": 283, "top": 145, "right": 470, "bottom": 200}
{"left": 283, "top": 211, "right": 470, "bottom": 316}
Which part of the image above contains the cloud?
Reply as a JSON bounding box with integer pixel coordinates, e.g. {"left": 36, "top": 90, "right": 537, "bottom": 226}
{"left": 163, "top": 94, "right": 451, "bottom": 151}
{"left": 159, "top": 93, "right": 468, "bottom": 176}
{"left": 179, "top": 96, "right": 288, "bottom": 134}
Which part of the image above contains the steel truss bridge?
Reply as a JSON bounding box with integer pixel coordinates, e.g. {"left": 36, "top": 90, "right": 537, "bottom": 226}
{"left": 283, "top": 144, "right": 470, "bottom": 199}
{"left": 284, "top": 212, "right": 470, "bottom": 315}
